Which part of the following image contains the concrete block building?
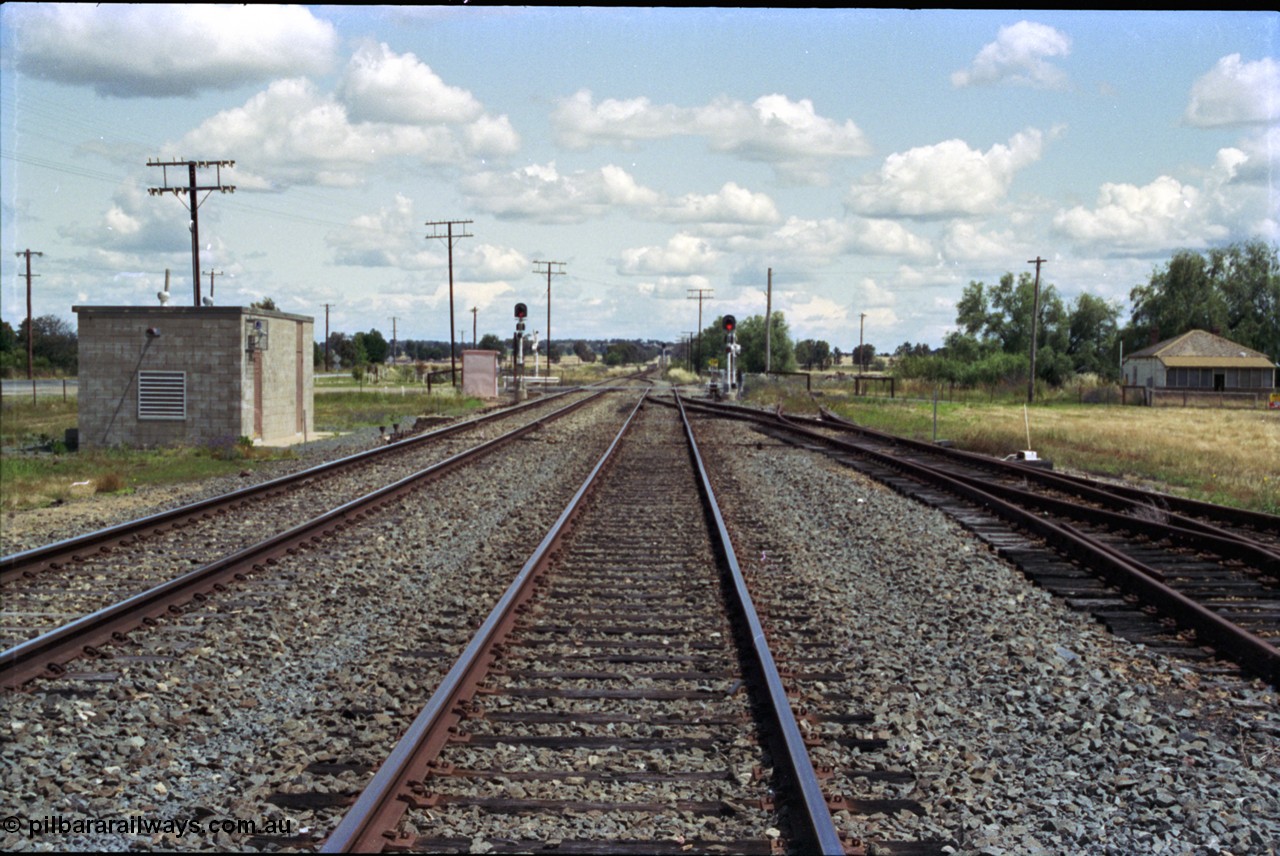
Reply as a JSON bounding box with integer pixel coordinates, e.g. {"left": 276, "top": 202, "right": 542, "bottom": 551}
{"left": 74, "top": 306, "right": 314, "bottom": 449}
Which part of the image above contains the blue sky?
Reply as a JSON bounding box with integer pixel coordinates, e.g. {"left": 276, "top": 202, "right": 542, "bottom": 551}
{"left": 2, "top": 7, "right": 1276, "bottom": 353}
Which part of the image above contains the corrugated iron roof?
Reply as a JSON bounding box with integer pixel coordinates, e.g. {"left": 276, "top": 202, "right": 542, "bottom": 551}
{"left": 1126, "top": 329, "right": 1275, "bottom": 366}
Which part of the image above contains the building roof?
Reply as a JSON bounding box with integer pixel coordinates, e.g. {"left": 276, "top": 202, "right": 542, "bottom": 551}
{"left": 1125, "top": 329, "right": 1275, "bottom": 369}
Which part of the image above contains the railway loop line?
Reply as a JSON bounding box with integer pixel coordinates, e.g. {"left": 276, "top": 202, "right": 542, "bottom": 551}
{"left": 0, "top": 387, "right": 633, "bottom": 687}
{"left": 678, "top": 397, "right": 1280, "bottom": 688}
{"left": 317, "top": 394, "right": 948, "bottom": 855}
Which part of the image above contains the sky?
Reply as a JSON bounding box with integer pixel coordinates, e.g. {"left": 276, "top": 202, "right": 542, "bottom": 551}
{"left": 1, "top": 6, "right": 1277, "bottom": 355}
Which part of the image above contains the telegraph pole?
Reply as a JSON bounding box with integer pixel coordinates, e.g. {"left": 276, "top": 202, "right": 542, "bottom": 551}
{"left": 765, "top": 268, "right": 773, "bottom": 373}
{"left": 147, "top": 158, "right": 236, "bottom": 307}
{"left": 1027, "top": 256, "right": 1047, "bottom": 403}
{"left": 687, "top": 288, "right": 714, "bottom": 374}
{"left": 390, "top": 317, "right": 399, "bottom": 363}
{"left": 426, "top": 219, "right": 473, "bottom": 385}
{"left": 859, "top": 312, "right": 867, "bottom": 375}
{"left": 15, "top": 249, "right": 42, "bottom": 402}
{"left": 202, "top": 269, "right": 223, "bottom": 300}
{"left": 532, "top": 260, "right": 565, "bottom": 369}
{"left": 471, "top": 306, "right": 478, "bottom": 349}
{"left": 322, "top": 303, "right": 334, "bottom": 372}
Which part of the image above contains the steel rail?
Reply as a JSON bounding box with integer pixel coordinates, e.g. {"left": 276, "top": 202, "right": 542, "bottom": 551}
{"left": 675, "top": 393, "right": 847, "bottom": 855}
{"left": 677, "top": 396, "right": 1278, "bottom": 565}
{"left": 0, "top": 391, "right": 605, "bottom": 690}
{"left": 813, "top": 406, "right": 1280, "bottom": 546}
{"left": 321, "top": 392, "right": 649, "bottom": 853}
{"left": 323, "top": 391, "right": 845, "bottom": 854}
{"left": 1, "top": 389, "right": 579, "bottom": 583}
{"left": 756, "top": 410, "right": 1279, "bottom": 686}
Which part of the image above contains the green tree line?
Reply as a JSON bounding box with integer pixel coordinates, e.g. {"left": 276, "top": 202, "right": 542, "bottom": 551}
{"left": 0, "top": 316, "right": 78, "bottom": 377}
{"left": 897, "top": 239, "right": 1278, "bottom": 389}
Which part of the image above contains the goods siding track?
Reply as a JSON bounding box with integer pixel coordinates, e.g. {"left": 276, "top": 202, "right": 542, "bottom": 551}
{"left": 0, "top": 389, "right": 611, "bottom": 653}
{"left": 678, "top": 397, "right": 1280, "bottom": 688}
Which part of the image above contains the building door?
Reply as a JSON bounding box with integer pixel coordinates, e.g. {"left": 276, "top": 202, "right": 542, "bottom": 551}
{"left": 253, "top": 349, "right": 264, "bottom": 438}
{"left": 1214, "top": 373, "right": 1225, "bottom": 392}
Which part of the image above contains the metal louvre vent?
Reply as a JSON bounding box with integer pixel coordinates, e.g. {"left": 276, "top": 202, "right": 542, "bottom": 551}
{"left": 137, "top": 370, "right": 187, "bottom": 421}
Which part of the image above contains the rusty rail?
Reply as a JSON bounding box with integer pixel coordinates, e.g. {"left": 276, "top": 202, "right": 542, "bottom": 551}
{"left": 0, "top": 392, "right": 602, "bottom": 689}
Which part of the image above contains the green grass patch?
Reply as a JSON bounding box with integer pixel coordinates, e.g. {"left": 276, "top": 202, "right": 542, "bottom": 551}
{"left": 0, "top": 388, "right": 485, "bottom": 512}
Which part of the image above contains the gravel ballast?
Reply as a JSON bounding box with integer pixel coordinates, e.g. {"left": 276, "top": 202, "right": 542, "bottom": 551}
{"left": 696, "top": 417, "right": 1279, "bottom": 855}
{"left": 2, "top": 400, "right": 1277, "bottom": 855}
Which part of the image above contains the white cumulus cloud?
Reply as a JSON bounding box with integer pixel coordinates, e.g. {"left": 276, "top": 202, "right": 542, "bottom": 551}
{"left": 846, "top": 128, "right": 1047, "bottom": 217}
{"left": 1183, "top": 54, "right": 1280, "bottom": 128}
{"left": 1052, "top": 175, "right": 1226, "bottom": 254}
{"left": 952, "top": 21, "right": 1072, "bottom": 89}
{"left": 553, "top": 89, "right": 870, "bottom": 182}
{"left": 9, "top": 4, "right": 337, "bottom": 97}
{"left": 338, "top": 41, "right": 483, "bottom": 125}
{"left": 617, "top": 233, "right": 719, "bottom": 276}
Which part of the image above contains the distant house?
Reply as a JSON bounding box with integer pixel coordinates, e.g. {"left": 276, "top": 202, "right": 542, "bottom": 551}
{"left": 1123, "top": 329, "right": 1276, "bottom": 392}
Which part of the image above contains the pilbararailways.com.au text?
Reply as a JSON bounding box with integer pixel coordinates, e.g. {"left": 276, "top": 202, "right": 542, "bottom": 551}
{"left": 5, "top": 813, "right": 295, "bottom": 839}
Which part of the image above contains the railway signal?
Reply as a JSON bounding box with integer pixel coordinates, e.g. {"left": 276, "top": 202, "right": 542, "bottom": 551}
{"left": 513, "top": 303, "right": 528, "bottom": 386}
{"left": 723, "top": 315, "right": 739, "bottom": 396}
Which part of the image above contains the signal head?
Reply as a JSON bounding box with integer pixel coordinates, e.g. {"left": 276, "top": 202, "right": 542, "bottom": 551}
{"left": 723, "top": 314, "right": 736, "bottom": 333}
{"left": 514, "top": 302, "right": 528, "bottom": 319}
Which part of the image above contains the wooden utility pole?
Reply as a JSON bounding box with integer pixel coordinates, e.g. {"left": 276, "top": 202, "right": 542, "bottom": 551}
{"left": 322, "top": 303, "right": 334, "bottom": 372}
{"left": 147, "top": 158, "right": 235, "bottom": 307}
{"left": 471, "top": 306, "right": 478, "bottom": 349}
{"left": 765, "top": 268, "right": 773, "bottom": 373}
{"left": 687, "top": 288, "right": 714, "bottom": 374}
{"left": 15, "top": 249, "right": 42, "bottom": 401}
{"left": 1027, "top": 256, "right": 1047, "bottom": 403}
{"left": 859, "top": 312, "right": 867, "bottom": 375}
{"left": 201, "top": 269, "right": 224, "bottom": 300}
{"left": 532, "top": 260, "right": 565, "bottom": 368}
{"left": 426, "top": 219, "right": 473, "bottom": 384}
{"left": 390, "top": 317, "right": 399, "bottom": 363}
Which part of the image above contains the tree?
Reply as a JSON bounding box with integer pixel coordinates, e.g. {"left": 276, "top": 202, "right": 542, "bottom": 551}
{"left": 1066, "top": 293, "right": 1121, "bottom": 378}
{"left": 732, "top": 313, "right": 794, "bottom": 373}
{"left": 603, "top": 341, "right": 642, "bottom": 366}
{"left": 332, "top": 332, "right": 365, "bottom": 370}
{"left": 851, "top": 343, "right": 876, "bottom": 369}
{"left": 249, "top": 297, "right": 279, "bottom": 311}
{"left": 795, "top": 339, "right": 831, "bottom": 369}
{"left": 355, "top": 329, "right": 389, "bottom": 365}
{"left": 573, "top": 340, "right": 596, "bottom": 363}
{"left": 17, "top": 315, "right": 78, "bottom": 375}
{"left": 477, "top": 333, "right": 507, "bottom": 356}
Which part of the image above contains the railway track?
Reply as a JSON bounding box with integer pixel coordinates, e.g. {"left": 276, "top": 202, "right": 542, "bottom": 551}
{"left": 0, "top": 388, "right": 640, "bottom": 688}
{"left": 677, "top": 397, "right": 1280, "bottom": 687}
{"left": 318, "top": 394, "right": 946, "bottom": 855}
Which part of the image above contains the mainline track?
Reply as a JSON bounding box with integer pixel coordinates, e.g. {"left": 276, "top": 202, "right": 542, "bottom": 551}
{"left": 320, "top": 394, "right": 868, "bottom": 854}
{"left": 677, "top": 397, "right": 1280, "bottom": 687}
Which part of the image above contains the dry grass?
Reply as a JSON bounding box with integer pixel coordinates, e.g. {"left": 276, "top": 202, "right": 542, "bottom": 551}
{"left": 836, "top": 398, "right": 1278, "bottom": 514}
